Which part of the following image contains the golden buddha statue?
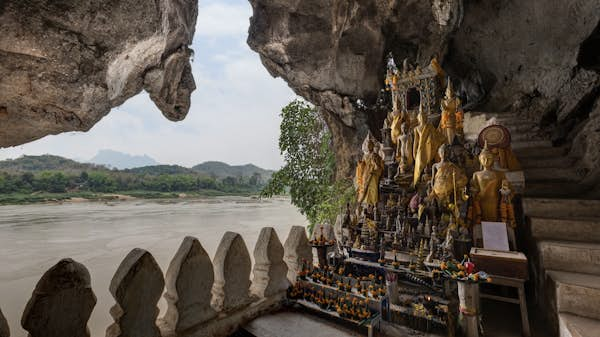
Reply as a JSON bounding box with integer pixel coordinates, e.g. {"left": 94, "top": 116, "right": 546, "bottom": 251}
{"left": 440, "top": 79, "right": 461, "bottom": 144}
{"left": 430, "top": 144, "right": 468, "bottom": 205}
{"left": 356, "top": 135, "right": 384, "bottom": 206}
{"left": 470, "top": 141, "right": 506, "bottom": 223}
{"left": 412, "top": 106, "right": 445, "bottom": 187}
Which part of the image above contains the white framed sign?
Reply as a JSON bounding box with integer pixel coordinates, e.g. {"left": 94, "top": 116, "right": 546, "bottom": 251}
{"left": 482, "top": 221, "right": 510, "bottom": 251}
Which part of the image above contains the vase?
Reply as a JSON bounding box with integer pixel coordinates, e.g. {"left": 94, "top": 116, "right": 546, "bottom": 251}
{"left": 457, "top": 280, "right": 481, "bottom": 337}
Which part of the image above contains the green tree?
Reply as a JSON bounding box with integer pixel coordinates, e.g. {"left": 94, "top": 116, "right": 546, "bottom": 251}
{"left": 261, "top": 99, "right": 354, "bottom": 232}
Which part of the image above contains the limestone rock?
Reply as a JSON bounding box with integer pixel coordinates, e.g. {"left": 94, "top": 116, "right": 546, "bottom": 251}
{"left": 163, "top": 236, "right": 216, "bottom": 333}
{"left": 211, "top": 232, "right": 252, "bottom": 312}
{"left": 283, "top": 226, "right": 312, "bottom": 284}
{"left": 251, "top": 227, "right": 290, "bottom": 298}
{"left": 21, "top": 258, "right": 96, "bottom": 337}
{"left": 248, "top": 0, "right": 600, "bottom": 183}
{"left": 0, "top": 0, "right": 197, "bottom": 147}
{"left": 107, "top": 248, "right": 164, "bottom": 337}
{"left": 0, "top": 306, "right": 9, "bottom": 337}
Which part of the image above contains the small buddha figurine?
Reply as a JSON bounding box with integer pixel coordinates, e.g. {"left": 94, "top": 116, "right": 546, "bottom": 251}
{"left": 440, "top": 79, "right": 461, "bottom": 144}
{"left": 426, "top": 225, "right": 439, "bottom": 262}
{"left": 430, "top": 144, "right": 468, "bottom": 205}
{"left": 395, "top": 122, "right": 414, "bottom": 172}
{"left": 413, "top": 106, "right": 445, "bottom": 186}
{"left": 470, "top": 141, "right": 506, "bottom": 222}
{"left": 356, "top": 135, "right": 385, "bottom": 206}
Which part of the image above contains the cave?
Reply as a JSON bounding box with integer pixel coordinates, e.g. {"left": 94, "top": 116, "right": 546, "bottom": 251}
{"left": 577, "top": 20, "right": 600, "bottom": 71}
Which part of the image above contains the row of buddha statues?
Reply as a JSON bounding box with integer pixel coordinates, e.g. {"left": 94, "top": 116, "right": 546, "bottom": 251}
{"left": 352, "top": 68, "right": 520, "bottom": 256}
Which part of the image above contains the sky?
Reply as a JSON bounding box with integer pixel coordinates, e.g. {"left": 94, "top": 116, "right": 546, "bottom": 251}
{"left": 0, "top": 0, "right": 295, "bottom": 170}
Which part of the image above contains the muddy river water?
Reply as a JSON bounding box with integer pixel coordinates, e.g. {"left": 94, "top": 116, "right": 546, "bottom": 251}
{"left": 0, "top": 197, "right": 307, "bottom": 336}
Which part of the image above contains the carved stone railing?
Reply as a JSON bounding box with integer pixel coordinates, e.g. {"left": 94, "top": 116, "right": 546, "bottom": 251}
{"left": 0, "top": 226, "right": 312, "bottom": 337}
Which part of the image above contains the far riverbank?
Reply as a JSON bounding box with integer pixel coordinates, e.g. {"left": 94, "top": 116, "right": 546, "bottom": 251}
{"left": 0, "top": 190, "right": 275, "bottom": 206}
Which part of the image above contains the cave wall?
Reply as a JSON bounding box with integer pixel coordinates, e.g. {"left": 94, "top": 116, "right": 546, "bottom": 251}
{"left": 248, "top": 0, "right": 600, "bottom": 182}
{"left": 0, "top": 0, "right": 198, "bottom": 147}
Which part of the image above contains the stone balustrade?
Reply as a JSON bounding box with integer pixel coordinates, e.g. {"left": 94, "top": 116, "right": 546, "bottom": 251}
{"left": 0, "top": 226, "right": 312, "bottom": 337}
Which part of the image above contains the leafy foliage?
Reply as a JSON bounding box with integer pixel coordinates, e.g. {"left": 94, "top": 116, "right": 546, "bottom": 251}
{"left": 262, "top": 99, "right": 354, "bottom": 231}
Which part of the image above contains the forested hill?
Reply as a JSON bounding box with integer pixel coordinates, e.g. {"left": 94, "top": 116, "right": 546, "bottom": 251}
{"left": 192, "top": 161, "right": 273, "bottom": 181}
{"left": 0, "top": 155, "right": 274, "bottom": 201}
{"left": 0, "top": 155, "right": 107, "bottom": 173}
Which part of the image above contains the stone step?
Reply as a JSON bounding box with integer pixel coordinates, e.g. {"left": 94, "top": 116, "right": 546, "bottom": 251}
{"left": 523, "top": 182, "right": 593, "bottom": 199}
{"left": 539, "top": 241, "right": 600, "bottom": 276}
{"left": 547, "top": 270, "right": 600, "bottom": 321}
{"left": 505, "top": 122, "right": 541, "bottom": 134}
{"left": 513, "top": 145, "right": 569, "bottom": 159}
{"left": 519, "top": 156, "right": 577, "bottom": 169}
{"left": 530, "top": 217, "right": 600, "bottom": 243}
{"left": 559, "top": 313, "right": 600, "bottom": 337}
{"left": 510, "top": 131, "right": 545, "bottom": 142}
{"left": 512, "top": 139, "right": 553, "bottom": 149}
{"left": 524, "top": 198, "right": 600, "bottom": 218}
{"left": 524, "top": 167, "right": 584, "bottom": 183}
{"left": 492, "top": 118, "right": 537, "bottom": 128}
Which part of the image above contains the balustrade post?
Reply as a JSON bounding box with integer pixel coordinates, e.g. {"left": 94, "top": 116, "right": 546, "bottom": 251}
{"left": 283, "top": 226, "right": 312, "bottom": 284}
{"left": 0, "top": 306, "right": 9, "bottom": 337}
{"left": 250, "top": 227, "right": 290, "bottom": 298}
{"left": 21, "top": 258, "right": 96, "bottom": 337}
{"left": 106, "top": 249, "right": 164, "bottom": 337}
{"left": 211, "top": 232, "right": 252, "bottom": 312}
{"left": 163, "top": 236, "right": 216, "bottom": 333}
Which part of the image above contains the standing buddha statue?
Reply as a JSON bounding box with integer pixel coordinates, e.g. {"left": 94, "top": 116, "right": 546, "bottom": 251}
{"left": 430, "top": 144, "right": 468, "bottom": 204}
{"left": 470, "top": 141, "right": 506, "bottom": 223}
{"left": 440, "top": 79, "right": 461, "bottom": 144}
{"left": 412, "top": 106, "right": 445, "bottom": 187}
{"left": 356, "top": 135, "right": 385, "bottom": 206}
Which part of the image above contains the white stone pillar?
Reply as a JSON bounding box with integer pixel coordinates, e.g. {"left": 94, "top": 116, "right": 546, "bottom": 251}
{"left": 251, "top": 227, "right": 290, "bottom": 298}
{"left": 163, "top": 236, "right": 216, "bottom": 333}
{"left": 211, "top": 232, "right": 252, "bottom": 312}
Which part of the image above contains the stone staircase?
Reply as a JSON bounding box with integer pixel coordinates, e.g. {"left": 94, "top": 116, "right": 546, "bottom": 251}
{"left": 474, "top": 112, "right": 600, "bottom": 337}
{"left": 487, "top": 113, "right": 591, "bottom": 199}
{"left": 524, "top": 199, "right": 600, "bottom": 337}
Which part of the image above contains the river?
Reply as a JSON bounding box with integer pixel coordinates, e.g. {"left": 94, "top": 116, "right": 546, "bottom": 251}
{"left": 0, "top": 197, "right": 308, "bottom": 336}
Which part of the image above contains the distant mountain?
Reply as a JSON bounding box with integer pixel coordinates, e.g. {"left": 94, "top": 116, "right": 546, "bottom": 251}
{"left": 192, "top": 161, "right": 273, "bottom": 181}
{"left": 0, "top": 155, "right": 106, "bottom": 173}
{"left": 89, "top": 150, "right": 159, "bottom": 169}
